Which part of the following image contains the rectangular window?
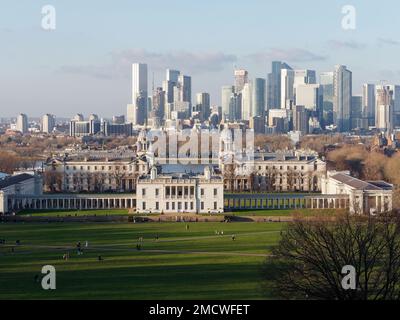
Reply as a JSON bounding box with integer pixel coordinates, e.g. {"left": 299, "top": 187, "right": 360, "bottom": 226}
{"left": 142, "top": 202, "right": 146, "bottom": 210}
{"left": 178, "top": 186, "right": 183, "bottom": 197}
{"left": 201, "top": 202, "right": 204, "bottom": 210}
{"left": 201, "top": 188, "right": 204, "bottom": 196}
{"left": 190, "top": 202, "right": 194, "bottom": 210}
{"left": 184, "top": 202, "right": 188, "bottom": 210}
{"left": 142, "top": 188, "right": 146, "bottom": 196}
{"left": 213, "top": 188, "right": 218, "bottom": 196}
{"left": 190, "top": 186, "right": 195, "bottom": 196}
{"left": 166, "top": 202, "right": 169, "bottom": 210}
{"left": 155, "top": 188, "right": 159, "bottom": 197}
{"left": 214, "top": 202, "right": 217, "bottom": 210}
{"left": 166, "top": 186, "right": 170, "bottom": 196}
{"left": 172, "top": 202, "right": 175, "bottom": 210}
{"left": 178, "top": 202, "right": 182, "bottom": 210}
{"left": 156, "top": 202, "right": 159, "bottom": 210}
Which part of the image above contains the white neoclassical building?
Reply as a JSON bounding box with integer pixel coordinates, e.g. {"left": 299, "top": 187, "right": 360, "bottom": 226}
{"left": 321, "top": 171, "right": 393, "bottom": 214}
{"left": 44, "top": 156, "right": 149, "bottom": 193}
{"left": 136, "top": 167, "right": 224, "bottom": 214}
{"left": 0, "top": 173, "right": 43, "bottom": 214}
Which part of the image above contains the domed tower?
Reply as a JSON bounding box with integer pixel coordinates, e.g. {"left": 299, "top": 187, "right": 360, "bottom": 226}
{"left": 136, "top": 129, "right": 149, "bottom": 156}
{"left": 219, "top": 128, "right": 234, "bottom": 154}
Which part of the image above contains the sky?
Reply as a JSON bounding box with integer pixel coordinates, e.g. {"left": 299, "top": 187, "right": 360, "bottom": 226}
{"left": 1, "top": 0, "right": 400, "bottom": 118}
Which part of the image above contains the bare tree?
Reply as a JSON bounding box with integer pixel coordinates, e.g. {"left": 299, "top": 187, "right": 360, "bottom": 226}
{"left": 262, "top": 213, "right": 400, "bottom": 300}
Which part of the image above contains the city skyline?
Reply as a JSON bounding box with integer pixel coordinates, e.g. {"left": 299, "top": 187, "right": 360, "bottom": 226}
{"left": 1, "top": 0, "right": 400, "bottom": 117}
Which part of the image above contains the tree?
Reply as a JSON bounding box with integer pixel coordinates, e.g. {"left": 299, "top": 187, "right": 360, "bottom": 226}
{"left": 0, "top": 151, "right": 20, "bottom": 173}
{"left": 262, "top": 213, "right": 400, "bottom": 300}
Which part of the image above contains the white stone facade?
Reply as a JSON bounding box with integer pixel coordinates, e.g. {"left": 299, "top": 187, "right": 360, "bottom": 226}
{"left": 136, "top": 167, "right": 224, "bottom": 214}
{"left": 321, "top": 171, "right": 393, "bottom": 214}
{"left": 44, "top": 157, "right": 149, "bottom": 193}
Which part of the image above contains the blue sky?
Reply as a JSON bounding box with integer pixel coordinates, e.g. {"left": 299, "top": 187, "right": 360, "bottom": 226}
{"left": 1, "top": 0, "right": 400, "bottom": 117}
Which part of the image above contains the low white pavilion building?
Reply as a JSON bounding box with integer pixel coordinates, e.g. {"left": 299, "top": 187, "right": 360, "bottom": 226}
{"left": 321, "top": 171, "right": 393, "bottom": 214}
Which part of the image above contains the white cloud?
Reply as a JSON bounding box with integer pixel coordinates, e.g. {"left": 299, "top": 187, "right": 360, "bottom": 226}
{"left": 245, "top": 48, "right": 328, "bottom": 63}
{"left": 59, "top": 49, "right": 237, "bottom": 79}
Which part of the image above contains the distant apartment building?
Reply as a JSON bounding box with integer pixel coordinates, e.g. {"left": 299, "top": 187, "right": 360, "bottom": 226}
{"left": 42, "top": 114, "right": 55, "bottom": 133}
{"left": 69, "top": 114, "right": 101, "bottom": 137}
{"left": 16, "top": 113, "right": 28, "bottom": 134}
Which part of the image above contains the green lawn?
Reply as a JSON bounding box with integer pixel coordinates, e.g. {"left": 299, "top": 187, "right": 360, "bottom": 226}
{"left": 0, "top": 222, "right": 284, "bottom": 299}
{"left": 225, "top": 208, "right": 345, "bottom": 217}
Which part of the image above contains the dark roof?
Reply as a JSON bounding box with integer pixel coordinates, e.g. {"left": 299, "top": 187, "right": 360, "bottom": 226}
{"left": 331, "top": 173, "right": 392, "bottom": 191}
{"left": 0, "top": 174, "right": 34, "bottom": 190}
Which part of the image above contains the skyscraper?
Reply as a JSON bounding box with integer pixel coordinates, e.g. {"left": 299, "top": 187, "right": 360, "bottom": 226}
{"left": 173, "top": 74, "right": 192, "bottom": 118}
{"left": 375, "top": 85, "right": 394, "bottom": 132}
{"left": 42, "top": 114, "right": 55, "bottom": 133}
{"left": 234, "top": 69, "right": 249, "bottom": 93}
{"left": 292, "top": 105, "right": 309, "bottom": 134}
{"left": 388, "top": 85, "right": 400, "bottom": 126}
{"left": 253, "top": 78, "right": 266, "bottom": 118}
{"left": 241, "top": 82, "right": 252, "bottom": 120}
{"left": 166, "top": 69, "right": 180, "bottom": 83}
{"left": 16, "top": 113, "right": 28, "bottom": 134}
{"left": 221, "top": 85, "right": 234, "bottom": 120}
{"left": 267, "top": 61, "right": 291, "bottom": 110}
{"left": 149, "top": 87, "right": 165, "bottom": 128}
{"left": 333, "top": 65, "right": 352, "bottom": 132}
{"left": 127, "top": 63, "right": 148, "bottom": 125}
{"left": 362, "top": 84, "right": 375, "bottom": 127}
{"left": 351, "top": 96, "right": 363, "bottom": 129}
{"left": 281, "top": 69, "right": 295, "bottom": 109}
{"left": 320, "top": 71, "right": 334, "bottom": 126}
{"left": 196, "top": 92, "right": 211, "bottom": 121}
{"left": 294, "top": 69, "right": 317, "bottom": 87}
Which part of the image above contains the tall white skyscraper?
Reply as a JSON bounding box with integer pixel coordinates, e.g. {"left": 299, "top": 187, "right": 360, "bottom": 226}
{"left": 131, "top": 63, "right": 148, "bottom": 104}
{"left": 16, "top": 113, "right": 28, "bottom": 134}
{"left": 42, "top": 114, "right": 55, "bottom": 133}
{"left": 333, "top": 65, "right": 352, "bottom": 132}
{"left": 128, "top": 63, "right": 148, "bottom": 125}
{"left": 375, "top": 85, "right": 394, "bottom": 132}
{"left": 281, "top": 69, "right": 295, "bottom": 109}
{"left": 241, "top": 82, "right": 253, "bottom": 120}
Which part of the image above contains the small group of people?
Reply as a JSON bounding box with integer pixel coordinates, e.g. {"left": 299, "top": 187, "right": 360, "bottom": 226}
{"left": 215, "top": 230, "right": 224, "bottom": 235}
{"left": 62, "top": 252, "right": 70, "bottom": 260}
